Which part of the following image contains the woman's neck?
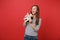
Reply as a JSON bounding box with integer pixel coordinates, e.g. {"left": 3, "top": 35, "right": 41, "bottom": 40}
{"left": 33, "top": 15, "right": 36, "bottom": 19}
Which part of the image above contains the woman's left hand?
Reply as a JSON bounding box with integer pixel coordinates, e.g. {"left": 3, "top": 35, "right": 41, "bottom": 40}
{"left": 29, "top": 19, "right": 32, "bottom": 23}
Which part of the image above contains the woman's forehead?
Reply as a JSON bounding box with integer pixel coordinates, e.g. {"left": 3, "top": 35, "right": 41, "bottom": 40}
{"left": 32, "top": 6, "right": 37, "bottom": 9}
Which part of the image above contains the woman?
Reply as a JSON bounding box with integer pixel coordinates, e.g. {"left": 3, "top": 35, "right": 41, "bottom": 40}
{"left": 23, "top": 5, "right": 42, "bottom": 40}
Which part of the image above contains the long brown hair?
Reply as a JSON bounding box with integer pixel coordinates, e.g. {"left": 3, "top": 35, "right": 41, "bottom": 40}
{"left": 30, "top": 5, "right": 40, "bottom": 25}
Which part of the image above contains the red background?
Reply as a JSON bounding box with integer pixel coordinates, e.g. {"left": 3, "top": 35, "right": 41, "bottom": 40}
{"left": 0, "top": 0, "right": 60, "bottom": 40}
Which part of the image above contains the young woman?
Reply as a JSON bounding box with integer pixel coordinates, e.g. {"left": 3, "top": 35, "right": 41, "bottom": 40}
{"left": 23, "top": 5, "right": 42, "bottom": 40}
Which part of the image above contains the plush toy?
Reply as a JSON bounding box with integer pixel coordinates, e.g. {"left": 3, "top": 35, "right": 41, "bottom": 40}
{"left": 24, "top": 13, "right": 33, "bottom": 22}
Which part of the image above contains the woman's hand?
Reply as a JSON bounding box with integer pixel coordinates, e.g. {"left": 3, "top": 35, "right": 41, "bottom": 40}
{"left": 30, "top": 23, "right": 37, "bottom": 32}
{"left": 23, "top": 19, "right": 28, "bottom": 27}
{"left": 29, "top": 19, "right": 32, "bottom": 23}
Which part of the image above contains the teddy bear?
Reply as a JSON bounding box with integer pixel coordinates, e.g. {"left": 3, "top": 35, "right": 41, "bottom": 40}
{"left": 24, "top": 12, "right": 33, "bottom": 22}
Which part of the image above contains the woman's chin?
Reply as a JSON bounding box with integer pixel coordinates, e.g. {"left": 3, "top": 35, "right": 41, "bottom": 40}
{"left": 33, "top": 13, "right": 36, "bottom": 15}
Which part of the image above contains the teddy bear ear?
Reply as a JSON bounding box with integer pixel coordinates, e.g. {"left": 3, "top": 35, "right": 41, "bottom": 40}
{"left": 24, "top": 13, "right": 28, "bottom": 17}
{"left": 30, "top": 13, "right": 33, "bottom": 17}
{"left": 27, "top": 12, "right": 29, "bottom": 15}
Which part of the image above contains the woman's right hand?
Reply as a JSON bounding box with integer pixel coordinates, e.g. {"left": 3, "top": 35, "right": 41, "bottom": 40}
{"left": 24, "top": 20, "right": 28, "bottom": 23}
{"left": 29, "top": 19, "right": 32, "bottom": 23}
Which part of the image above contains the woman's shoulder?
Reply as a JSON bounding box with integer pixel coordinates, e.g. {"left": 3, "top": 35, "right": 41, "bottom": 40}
{"left": 38, "top": 18, "right": 42, "bottom": 24}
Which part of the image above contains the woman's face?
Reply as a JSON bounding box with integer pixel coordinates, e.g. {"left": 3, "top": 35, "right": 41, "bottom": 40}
{"left": 31, "top": 6, "right": 37, "bottom": 15}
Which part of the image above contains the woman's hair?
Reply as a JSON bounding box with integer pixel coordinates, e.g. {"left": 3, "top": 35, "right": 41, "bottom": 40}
{"left": 30, "top": 5, "right": 40, "bottom": 25}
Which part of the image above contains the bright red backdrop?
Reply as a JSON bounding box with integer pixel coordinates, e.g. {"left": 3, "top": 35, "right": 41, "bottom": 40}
{"left": 0, "top": 0, "right": 60, "bottom": 40}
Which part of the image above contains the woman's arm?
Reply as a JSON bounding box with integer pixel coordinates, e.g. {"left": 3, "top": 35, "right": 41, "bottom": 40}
{"left": 30, "top": 23, "right": 37, "bottom": 32}
{"left": 29, "top": 19, "right": 37, "bottom": 31}
{"left": 23, "top": 20, "right": 27, "bottom": 27}
{"left": 29, "top": 18, "right": 42, "bottom": 32}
